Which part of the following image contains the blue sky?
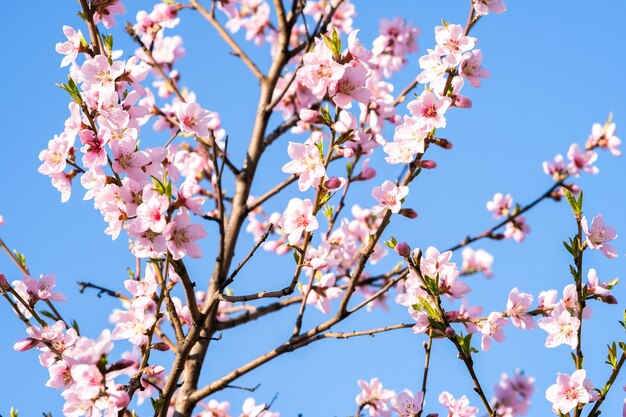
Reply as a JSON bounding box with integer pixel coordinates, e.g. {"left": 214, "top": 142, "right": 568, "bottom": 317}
{"left": 1, "top": 1, "right": 626, "bottom": 416}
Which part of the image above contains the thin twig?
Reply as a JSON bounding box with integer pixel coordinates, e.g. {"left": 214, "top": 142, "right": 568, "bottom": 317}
{"left": 190, "top": 0, "right": 264, "bottom": 80}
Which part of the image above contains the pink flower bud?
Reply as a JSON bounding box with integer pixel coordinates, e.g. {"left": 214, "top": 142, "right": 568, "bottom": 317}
{"left": 13, "top": 338, "right": 37, "bottom": 352}
{"left": 324, "top": 177, "right": 343, "bottom": 191}
{"left": 454, "top": 95, "right": 472, "bottom": 108}
{"left": 0, "top": 215, "right": 4, "bottom": 226}
{"left": 399, "top": 208, "right": 418, "bottom": 219}
{"left": 431, "top": 137, "right": 453, "bottom": 150}
{"left": 151, "top": 342, "right": 170, "bottom": 351}
{"left": 0, "top": 273, "right": 8, "bottom": 289}
{"left": 144, "top": 365, "right": 165, "bottom": 375}
{"left": 419, "top": 160, "right": 437, "bottom": 169}
{"left": 395, "top": 242, "right": 410, "bottom": 257}
{"left": 358, "top": 167, "right": 376, "bottom": 181}
{"left": 444, "top": 327, "right": 456, "bottom": 338}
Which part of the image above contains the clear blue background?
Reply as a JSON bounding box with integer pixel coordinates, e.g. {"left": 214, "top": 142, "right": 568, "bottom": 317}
{"left": 1, "top": 1, "right": 626, "bottom": 416}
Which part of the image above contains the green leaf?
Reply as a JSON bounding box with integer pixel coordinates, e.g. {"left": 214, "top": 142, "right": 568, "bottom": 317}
{"left": 151, "top": 396, "right": 165, "bottom": 415}
{"left": 12, "top": 250, "right": 27, "bottom": 270}
{"left": 606, "top": 342, "right": 617, "bottom": 368}
{"left": 103, "top": 34, "right": 114, "bottom": 54}
{"left": 562, "top": 187, "right": 581, "bottom": 216}
{"left": 562, "top": 241, "right": 573, "bottom": 255}
{"left": 321, "top": 29, "right": 342, "bottom": 56}
{"left": 346, "top": 161, "right": 353, "bottom": 178}
{"left": 55, "top": 76, "right": 83, "bottom": 104}
{"left": 39, "top": 310, "right": 57, "bottom": 321}
{"left": 322, "top": 205, "right": 334, "bottom": 221}
{"left": 10, "top": 407, "right": 18, "bottom": 417}
{"left": 71, "top": 319, "right": 80, "bottom": 334}
{"left": 383, "top": 236, "right": 397, "bottom": 250}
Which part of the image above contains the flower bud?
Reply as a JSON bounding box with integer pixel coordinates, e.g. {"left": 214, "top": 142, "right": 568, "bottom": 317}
{"left": 0, "top": 215, "right": 4, "bottom": 226}
{"left": 0, "top": 273, "right": 8, "bottom": 289}
{"left": 454, "top": 95, "right": 472, "bottom": 108}
{"left": 151, "top": 342, "right": 170, "bottom": 351}
{"left": 444, "top": 327, "right": 456, "bottom": 338}
{"left": 13, "top": 338, "right": 37, "bottom": 352}
{"left": 324, "top": 177, "right": 343, "bottom": 191}
{"left": 395, "top": 242, "right": 410, "bottom": 257}
{"left": 418, "top": 160, "right": 437, "bottom": 169}
{"left": 399, "top": 208, "right": 418, "bottom": 219}
{"left": 430, "top": 137, "right": 453, "bottom": 150}
{"left": 144, "top": 365, "right": 165, "bottom": 375}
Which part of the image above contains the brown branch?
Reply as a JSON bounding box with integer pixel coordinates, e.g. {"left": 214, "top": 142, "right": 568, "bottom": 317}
{"left": 190, "top": 0, "right": 265, "bottom": 81}
{"left": 263, "top": 114, "right": 300, "bottom": 148}
{"left": 445, "top": 179, "right": 565, "bottom": 252}
{"left": 311, "top": 323, "right": 413, "bottom": 341}
{"left": 78, "top": 0, "right": 104, "bottom": 55}
{"left": 220, "top": 223, "right": 275, "bottom": 291}
{"left": 77, "top": 281, "right": 131, "bottom": 301}
{"left": 417, "top": 331, "right": 433, "bottom": 417}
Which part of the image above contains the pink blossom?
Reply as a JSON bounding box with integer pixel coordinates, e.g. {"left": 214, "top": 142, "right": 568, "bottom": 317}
{"left": 79, "top": 129, "right": 108, "bottom": 168}
{"left": 586, "top": 268, "right": 616, "bottom": 302}
{"left": 329, "top": 62, "right": 371, "bottom": 109}
{"left": 461, "top": 247, "right": 494, "bottom": 277}
{"left": 392, "top": 390, "right": 423, "bottom": 417}
{"left": 51, "top": 172, "right": 73, "bottom": 203}
{"left": 297, "top": 39, "right": 345, "bottom": 99}
{"left": 416, "top": 48, "right": 447, "bottom": 84}
{"left": 70, "top": 364, "right": 104, "bottom": 400}
{"left": 434, "top": 24, "right": 477, "bottom": 66}
{"left": 506, "top": 287, "right": 534, "bottom": 329}
{"left": 460, "top": 49, "right": 490, "bottom": 88}
{"left": 38, "top": 134, "right": 74, "bottom": 175}
{"left": 355, "top": 378, "right": 395, "bottom": 417}
{"left": 439, "top": 391, "right": 478, "bottom": 417}
{"left": 537, "top": 301, "right": 580, "bottom": 349}
{"left": 347, "top": 29, "right": 373, "bottom": 64}
{"left": 197, "top": 399, "right": 232, "bottom": 417}
{"left": 111, "top": 304, "right": 157, "bottom": 346}
{"left": 303, "top": 273, "right": 344, "bottom": 314}
{"left": 81, "top": 55, "right": 125, "bottom": 91}
{"left": 492, "top": 370, "right": 534, "bottom": 417}
{"left": 473, "top": 0, "right": 506, "bottom": 16}
{"left": 92, "top": 0, "right": 126, "bottom": 29}
{"left": 407, "top": 91, "right": 451, "bottom": 131}
{"left": 282, "top": 198, "right": 319, "bottom": 246}
{"left": 371, "top": 180, "right": 409, "bottom": 213}
{"left": 504, "top": 217, "right": 530, "bottom": 242}
{"left": 134, "top": 185, "right": 170, "bottom": 233}
{"left": 241, "top": 397, "right": 266, "bottom": 417}
{"left": 372, "top": 17, "right": 420, "bottom": 78}
{"left": 486, "top": 192, "right": 512, "bottom": 219}
{"left": 56, "top": 26, "right": 83, "bottom": 67}
{"left": 586, "top": 117, "right": 621, "bottom": 156}
{"left": 281, "top": 141, "right": 326, "bottom": 191}
{"left": 175, "top": 102, "right": 215, "bottom": 139}
{"left": 545, "top": 369, "right": 591, "bottom": 414}
{"left": 542, "top": 154, "right": 568, "bottom": 180}
{"left": 24, "top": 274, "right": 66, "bottom": 302}
{"left": 567, "top": 143, "right": 598, "bottom": 176}
{"left": 479, "top": 312, "right": 508, "bottom": 351}
{"left": 582, "top": 214, "right": 618, "bottom": 258}
{"left": 163, "top": 209, "right": 207, "bottom": 260}
{"left": 110, "top": 139, "right": 151, "bottom": 181}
